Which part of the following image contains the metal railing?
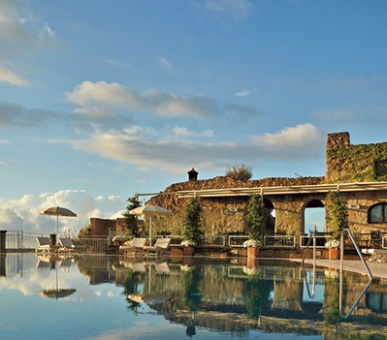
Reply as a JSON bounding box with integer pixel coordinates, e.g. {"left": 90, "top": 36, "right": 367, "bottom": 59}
{"left": 264, "top": 235, "right": 296, "bottom": 248}
{"left": 78, "top": 236, "right": 109, "bottom": 253}
{"left": 5, "top": 231, "right": 48, "bottom": 251}
{"left": 299, "top": 235, "right": 328, "bottom": 248}
{"left": 228, "top": 235, "right": 249, "bottom": 248}
{"left": 200, "top": 235, "right": 225, "bottom": 247}
{"left": 339, "top": 228, "right": 373, "bottom": 319}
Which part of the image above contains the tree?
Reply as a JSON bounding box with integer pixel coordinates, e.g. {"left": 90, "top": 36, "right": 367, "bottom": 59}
{"left": 122, "top": 195, "right": 141, "bottom": 239}
{"left": 246, "top": 194, "right": 270, "bottom": 243}
{"left": 225, "top": 164, "right": 253, "bottom": 181}
{"left": 327, "top": 192, "right": 348, "bottom": 240}
{"left": 246, "top": 273, "right": 271, "bottom": 319}
{"left": 183, "top": 198, "right": 203, "bottom": 246}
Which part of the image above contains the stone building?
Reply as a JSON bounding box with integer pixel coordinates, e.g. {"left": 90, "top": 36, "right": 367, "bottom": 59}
{"left": 145, "top": 132, "right": 387, "bottom": 245}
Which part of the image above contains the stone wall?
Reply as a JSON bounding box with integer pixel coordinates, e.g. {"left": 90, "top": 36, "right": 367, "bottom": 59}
{"left": 326, "top": 131, "right": 387, "bottom": 183}
{"left": 147, "top": 176, "right": 325, "bottom": 238}
{"left": 92, "top": 131, "right": 387, "bottom": 241}
{"left": 90, "top": 217, "right": 126, "bottom": 236}
{"left": 146, "top": 132, "right": 387, "bottom": 239}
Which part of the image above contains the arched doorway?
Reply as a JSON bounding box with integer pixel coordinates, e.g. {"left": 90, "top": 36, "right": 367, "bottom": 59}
{"left": 304, "top": 200, "right": 325, "bottom": 234}
{"left": 263, "top": 198, "right": 275, "bottom": 235}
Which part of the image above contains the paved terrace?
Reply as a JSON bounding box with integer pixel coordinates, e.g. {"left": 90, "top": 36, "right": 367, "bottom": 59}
{"left": 289, "top": 258, "right": 387, "bottom": 279}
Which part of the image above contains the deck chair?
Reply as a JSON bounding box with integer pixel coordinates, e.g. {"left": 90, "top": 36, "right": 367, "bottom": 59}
{"left": 155, "top": 262, "right": 170, "bottom": 275}
{"left": 119, "top": 237, "right": 147, "bottom": 257}
{"left": 144, "top": 238, "right": 171, "bottom": 258}
{"left": 35, "top": 236, "right": 61, "bottom": 255}
{"left": 58, "top": 237, "right": 86, "bottom": 253}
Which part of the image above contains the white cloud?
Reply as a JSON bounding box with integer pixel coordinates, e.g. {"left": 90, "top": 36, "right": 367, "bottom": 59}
{"left": 0, "top": 0, "right": 58, "bottom": 58}
{"left": 68, "top": 123, "right": 325, "bottom": 174}
{"left": 251, "top": 123, "right": 324, "bottom": 160}
{"left": 66, "top": 81, "right": 149, "bottom": 113}
{"left": 0, "top": 190, "right": 125, "bottom": 235}
{"left": 149, "top": 89, "right": 219, "bottom": 118}
{"left": 66, "top": 81, "right": 220, "bottom": 119}
{"left": 252, "top": 123, "right": 322, "bottom": 147}
{"left": 171, "top": 126, "right": 213, "bottom": 138}
{"left": 235, "top": 90, "right": 250, "bottom": 97}
{"left": 201, "top": 0, "right": 254, "bottom": 25}
{"left": 158, "top": 57, "right": 175, "bottom": 73}
{"left": 0, "top": 64, "right": 28, "bottom": 86}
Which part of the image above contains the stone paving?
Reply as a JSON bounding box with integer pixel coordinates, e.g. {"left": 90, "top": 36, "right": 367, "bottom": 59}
{"left": 290, "top": 257, "right": 387, "bottom": 279}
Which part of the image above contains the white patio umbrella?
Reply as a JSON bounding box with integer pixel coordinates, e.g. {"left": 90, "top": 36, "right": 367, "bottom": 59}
{"left": 129, "top": 205, "right": 171, "bottom": 246}
{"left": 38, "top": 259, "right": 76, "bottom": 300}
{"left": 39, "top": 206, "right": 77, "bottom": 236}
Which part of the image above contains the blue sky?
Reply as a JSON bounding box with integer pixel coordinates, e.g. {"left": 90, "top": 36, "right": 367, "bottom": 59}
{"left": 1, "top": 0, "right": 387, "bottom": 235}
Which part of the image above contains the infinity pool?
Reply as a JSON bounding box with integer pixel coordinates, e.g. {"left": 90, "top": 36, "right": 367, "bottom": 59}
{"left": 0, "top": 254, "right": 386, "bottom": 339}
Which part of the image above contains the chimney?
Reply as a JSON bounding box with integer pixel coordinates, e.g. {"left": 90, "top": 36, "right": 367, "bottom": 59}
{"left": 188, "top": 167, "right": 198, "bottom": 181}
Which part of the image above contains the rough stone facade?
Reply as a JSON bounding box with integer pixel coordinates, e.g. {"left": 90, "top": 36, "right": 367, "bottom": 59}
{"left": 145, "top": 132, "right": 387, "bottom": 241}
{"left": 97, "top": 132, "right": 387, "bottom": 243}
{"left": 90, "top": 217, "right": 126, "bottom": 236}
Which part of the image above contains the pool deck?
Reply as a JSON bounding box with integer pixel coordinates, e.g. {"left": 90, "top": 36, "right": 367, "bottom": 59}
{"left": 289, "top": 258, "right": 387, "bottom": 279}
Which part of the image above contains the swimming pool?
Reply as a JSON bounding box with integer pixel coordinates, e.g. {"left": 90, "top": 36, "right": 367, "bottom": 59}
{"left": 0, "top": 254, "right": 386, "bottom": 339}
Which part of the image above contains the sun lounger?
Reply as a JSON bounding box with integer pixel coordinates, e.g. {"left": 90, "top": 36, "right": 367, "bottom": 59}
{"left": 155, "top": 261, "right": 170, "bottom": 274}
{"left": 144, "top": 238, "right": 171, "bottom": 258}
{"left": 119, "top": 237, "right": 147, "bottom": 257}
{"left": 58, "top": 237, "right": 86, "bottom": 253}
{"left": 35, "top": 236, "right": 61, "bottom": 255}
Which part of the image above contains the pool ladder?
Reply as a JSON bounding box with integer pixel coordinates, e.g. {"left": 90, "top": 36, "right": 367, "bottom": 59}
{"left": 302, "top": 228, "right": 374, "bottom": 319}
{"left": 301, "top": 227, "right": 373, "bottom": 279}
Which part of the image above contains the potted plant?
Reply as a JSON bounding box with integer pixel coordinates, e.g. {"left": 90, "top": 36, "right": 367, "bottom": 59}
{"left": 243, "top": 239, "right": 263, "bottom": 258}
{"left": 245, "top": 194, "right": 269, "bottom": 258}
{"left": 325, "top": 192, "right": 348, "bottom": 260}
{"left": 325, "top": 239, "right": 341, "bottom": 260}
{"left": 182, "top": 198, "right": 203, "bottom": 256}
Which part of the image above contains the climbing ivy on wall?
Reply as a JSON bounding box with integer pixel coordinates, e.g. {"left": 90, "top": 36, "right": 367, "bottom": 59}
{"left": 327, "top": 142, "right": 387, "bottom": 182}
{"left": 326, "top": 192, "right": 349, "bottom": 240}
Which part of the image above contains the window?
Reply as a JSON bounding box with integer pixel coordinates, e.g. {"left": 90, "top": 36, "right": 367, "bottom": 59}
{"left": 368, "top": 203, "right": 387, "bottom": 223}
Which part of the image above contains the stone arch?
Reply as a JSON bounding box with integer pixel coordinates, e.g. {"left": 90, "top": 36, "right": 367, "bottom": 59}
{"left": 304, "top": 199, "right": 325, "bottom": 234}
{"left": 263, "top": 198, "right": 275, "bottom": 235}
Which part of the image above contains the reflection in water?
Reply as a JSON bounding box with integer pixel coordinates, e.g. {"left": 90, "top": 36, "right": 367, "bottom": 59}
{"left": 114, "top": 258, "right": 387, "bottom": 338}
{"left": 0, "top": 254, "right": 386, "bottom": 339}
{"left": 323, "top": 276, "right": 342, "bottom": 328}
{"left": 367, "top": 291, "right": 387, "bottom": 313}
{"left": 36, "top": 256, "right": 76, "bottom": 300}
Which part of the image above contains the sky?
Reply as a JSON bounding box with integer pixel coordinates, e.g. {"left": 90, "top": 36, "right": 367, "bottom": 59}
{"left": 1, "top": 0, "right": 387, "bottom": 236}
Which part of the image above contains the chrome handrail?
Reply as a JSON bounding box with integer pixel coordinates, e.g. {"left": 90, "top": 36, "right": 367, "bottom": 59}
{"left": 340, "top": 228, "right": 373, "bottom": 279}
{"left": 339, "top": 228, "right": 373, "bottom": 319}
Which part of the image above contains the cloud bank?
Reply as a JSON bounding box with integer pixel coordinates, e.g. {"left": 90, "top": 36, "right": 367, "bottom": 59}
{"left": 0, "top": 190, "right": 124, "bottom": 235}
{"left": 67, "top": 123, "right": 325, "bottom": 173}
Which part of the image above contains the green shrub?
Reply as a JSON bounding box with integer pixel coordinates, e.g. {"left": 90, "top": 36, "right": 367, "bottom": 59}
{"left": 226, "top": 164, "right": 252, "bottom": 181}
{"left": 183, "top": 198, "right": 203, "bottom": 246}
{"left": 246, "top": 194, "right": 270, "bottom": 244}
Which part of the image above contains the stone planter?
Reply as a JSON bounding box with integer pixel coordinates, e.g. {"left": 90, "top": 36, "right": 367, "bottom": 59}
{"left": 329, "top": 247, "right": 340, "bottom": 260}
{"left": 183, "top": 245, "right": 195, "bottom": 256}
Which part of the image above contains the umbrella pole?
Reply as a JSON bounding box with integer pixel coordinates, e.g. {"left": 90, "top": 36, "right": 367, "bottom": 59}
{"left": 149, "top": 216, "right": 152, "bottom": 246}
{"left": 56, "top": 215, "right": 59, "bottom": 239}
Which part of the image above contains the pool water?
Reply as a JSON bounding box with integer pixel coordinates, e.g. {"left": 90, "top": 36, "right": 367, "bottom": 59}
{"left": 0, "top": 254, "right": 386, "bottom": 339}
